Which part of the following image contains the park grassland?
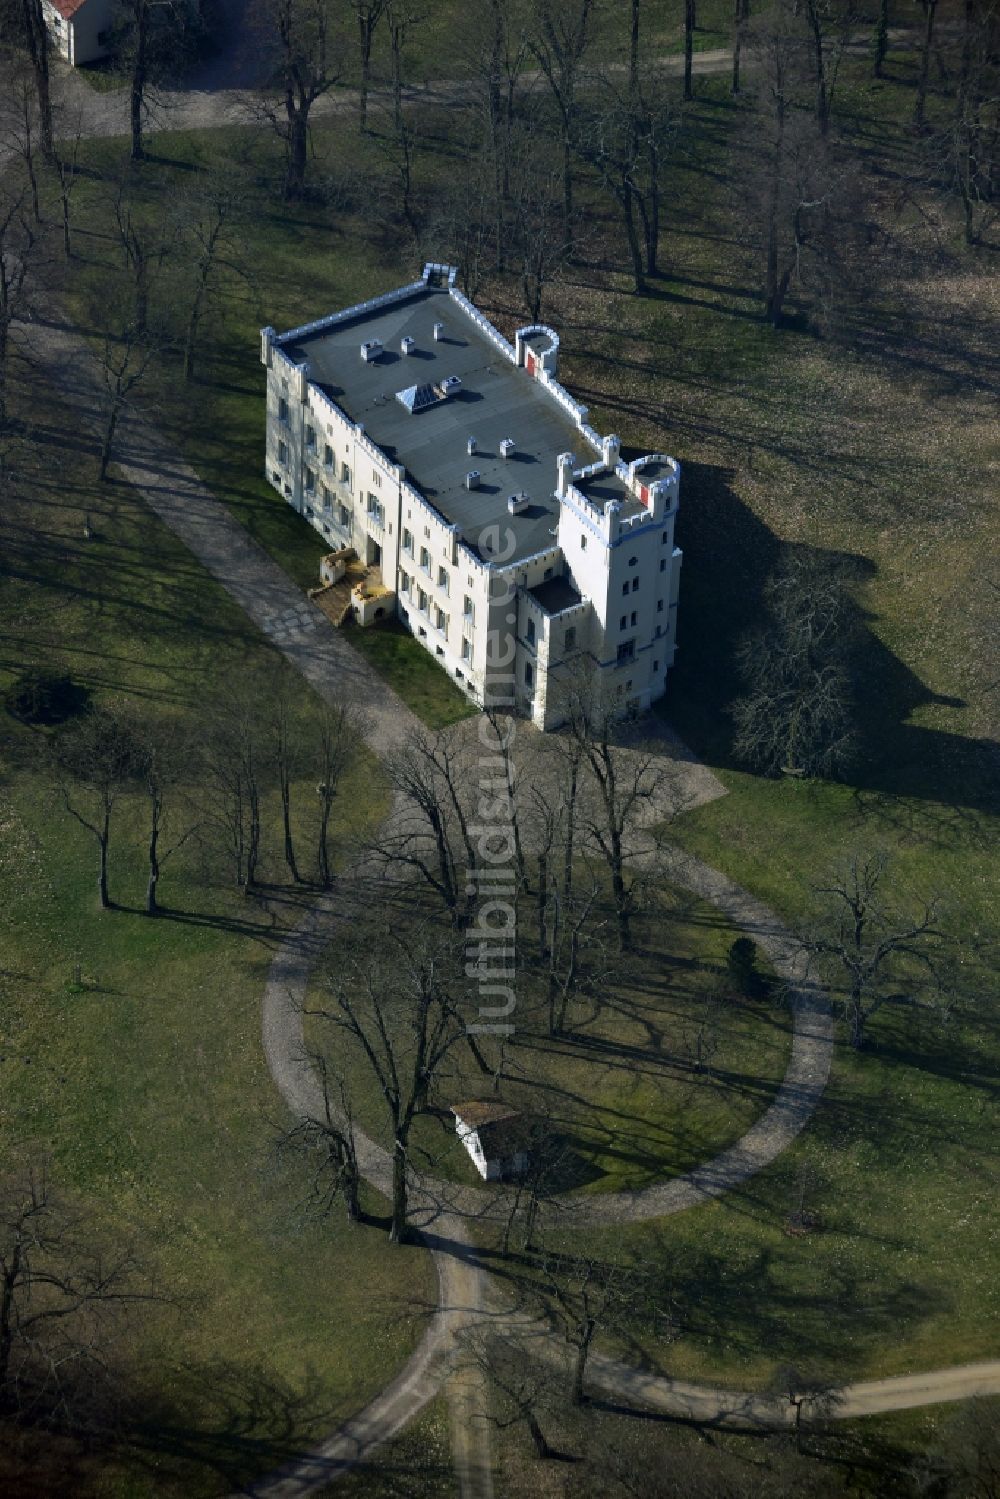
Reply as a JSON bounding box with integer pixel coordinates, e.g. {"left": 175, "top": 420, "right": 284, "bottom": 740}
{"left": 304, "top": 881, "right": 791, "bottom": 1195}
{"left": 28, "top": 31, "right": 1000, "bottom": 1402}
{"left": 0, "top": 377, "right": 434, "bottom": 1496}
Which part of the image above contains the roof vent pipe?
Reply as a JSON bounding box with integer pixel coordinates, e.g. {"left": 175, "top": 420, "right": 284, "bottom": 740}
{"left": 500, "top": 439, "right": 516, "bottom": 459}
{"left": 401, "top": 336, "right": 415, "bottom": 355}
{"left": 433, "top": 321, "right": 445, "bottom": 341}
{"left": 466, "top": 471, "right": 481, "bottom": 490}
{"left": 467, "top": 436, "right": 477, "bottom": 456}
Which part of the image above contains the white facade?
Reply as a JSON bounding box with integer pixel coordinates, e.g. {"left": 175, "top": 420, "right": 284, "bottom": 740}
{"left": 261, "top": 264, "right": 683, "bottom": 730}
{"left": 43, "top": 0, "right": 115, "bottom": 65}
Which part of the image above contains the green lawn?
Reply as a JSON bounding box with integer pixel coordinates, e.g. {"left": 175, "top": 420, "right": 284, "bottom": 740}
{"left": 306, "top": 881, "right": 790, "bottom": 1195}
{"left": 342, "top": 618, "right": 476, "bottom": 730}
{"left": 0, "top": 369, "right": 433, "bottom": 1496}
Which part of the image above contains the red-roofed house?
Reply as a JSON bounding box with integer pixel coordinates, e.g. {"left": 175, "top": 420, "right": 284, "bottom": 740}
{"left": 43, "top": 0, "right": 115, "bottom": 65}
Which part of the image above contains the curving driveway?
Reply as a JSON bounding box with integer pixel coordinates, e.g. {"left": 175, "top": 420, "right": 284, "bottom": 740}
{"left": 22, "top": 297, "right": 994, "bottom": 1499}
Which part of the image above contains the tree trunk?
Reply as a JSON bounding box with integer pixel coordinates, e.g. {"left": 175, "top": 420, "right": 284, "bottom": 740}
{"left": 344, "top": 1162, "right": 361, "bottom": 1222}
{"left": 873, "top": 0, "right": 889, "bottom": 77}
{"left": 317, "top": 794, "right": 333, "bottom": 887}
{"left": 0, "top": 1249, "right": 20, "bottom": 1399}
{"left": 99, "top": 402, "right": 121, "bottom": 481}
{"left": 285, "top": 102, "right": 309, "bottom": 199}
{"left": 914, "top": 0, "right": 937, "bottom": 128}
{"left": 571, "top": 1322, "right": 594, "bottom": 1405}
{"left": 526, "top": 1412, "right": 552, "bottom": 1460}
{"left": 807, "top": 3, "right": 829, "bottom": 136}
{"left": 622, "top": 184, "right": 646, "bottom": 294}
{"left": 684, "top": 0, "right": 696, "bottom": 100}
{"left": 130, "top": 21, "right": 147, "bottom": 163}
{"left": 21, "top": 0, "right": 54, "bottom": 160}
{"left": 389, "top": 1140, "right": 408, "bottom": 1242}
{"left": 562, "top": 126, "right": 574, "bottom": 250}
{"left": 146, "top": 800, "right": 160, "bottom": 915}
{"left": 359, "top": 18, "right": 374, "bottom": 132}
{"left": 280, "top": 774, "right": 299, "bottom": 883}
{"left": 733, "top": 0, "right": 748, "bottom": 93}
{"left": 98, "top": 810, "right": 111, "bottom": 909}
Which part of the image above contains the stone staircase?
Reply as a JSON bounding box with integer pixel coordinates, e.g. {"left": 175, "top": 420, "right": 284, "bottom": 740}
{"left": 309, "top": 552, "right": 378, "bottom": 627}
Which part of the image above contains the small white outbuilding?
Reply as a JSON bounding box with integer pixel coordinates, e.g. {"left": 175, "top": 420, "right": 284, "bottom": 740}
{"left": 450, "top": 1101, "right": 530, "bottom": 1182}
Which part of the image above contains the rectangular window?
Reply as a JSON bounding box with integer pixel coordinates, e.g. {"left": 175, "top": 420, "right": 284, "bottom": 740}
{"left": 435, "top": 607, "right": 448, "bottom": 634}
{"left": 565, "top": 626, "right": 576, "bottom": 651}
{"left": 324, "top": 444, "right": 333, "bottom": 468}
{"left": 461, "top": 637, "right": 472, "bottom": 661}
{"left": 418, "top": 589, "right": 428, "bottom": 614}
{"left": 419, "top": 546, "right": 431, "bottom": 573}
{"left": 367, "top": 494, "right": 383, "bottom": 524}
{"left": 659, "top": 559, "right": 666, "bottom": 572}
{"left": 654, "top": 660, "right": 660, "bottom": 672}
{"left": 438, "top": 566, "right": 449, "bottom": 593}
{"left": 661, "top": 530, "right": 669, "bottom": 543}
{"left": 341, "top": 463, "right": 351, "bottom": 488}
{"left": 400, "top": 570, "right": 410, "bottom": 594}
{"left": 655, "top": 624, "right": 663, "bottom": 638}
{"left": 403, "top": 529, "right": 413, "bottom": 555}
{"left": 278, "top": 440, "right": 288, "bottom": 465}
{"left": 620, "top": 615, "right": 627, "bottom": 630}
{"left": 463, "top": 595, "right": 474, "bottom": 620}
{"left": 622, "top": 582, "right": 629, "bottom": 597}
{"left": 526, "top": 619, "right": 536, "bottom": 645}
{"left": 278, "top": 396, "right": 289, "bottom": 425}
{"left": 372, "top": 471, "right": 381, "bottom": 488}
{"left": 524, "top": 661, "right": 534, "bottom": 687}
{"left": 632, "top": 577, "right": 639, "bottom": 593}
{"left": 617, "top": 640, "right": 635, "bottom": 664}
{"left": 321, "top": 485, "right": 331, "bottom": 511}
{"left": 581, "top": 534, "right": 587, "bottom": 550}
{"left": 339, "top": 504, "right": 350, "bottom": 528}
{"left": 630, "top": 611, "right": 637, "bottom": 627}
{"left": 657, "top": 599, "right": 664, "bottom": 613}
{"left": 305, "top": 425, "right": 316, "bottom": 451}
{"left": 304, "top": 469, "right": 316, "bottom": 493}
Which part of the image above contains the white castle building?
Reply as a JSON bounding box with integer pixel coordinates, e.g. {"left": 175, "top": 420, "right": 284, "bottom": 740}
{"left": 261, "top": 264, "right": 682, "bottom": 730}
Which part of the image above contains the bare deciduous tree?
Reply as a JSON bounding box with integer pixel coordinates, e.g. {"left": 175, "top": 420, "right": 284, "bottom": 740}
{"left": 274, "top": 1053, "right": 361, "bottom": 1223}
{"left": 109, "top": 0, "right": 202, "bottom": 162}
{"left": 312, "top": 920, "right": 466, "bottom": 1241}
{"left": 382, "top": 729, "right": 478, "bottom": 921}
{"left": 808, "top": 851, "right": 947, "bottom": 1050}
{"left": 16, "top": 0, "right": 53, "bottom": 161}
{"left": 133, "top": 715, "right": 198, "bottom": 915}
{"left": 252, "top": 0, "right": 344, "bottom": 199}
{"left": 0, "top": 1161, "right": 161, "bottom": 1428}
{"left": 0, "top": 183, "right": 38, "bottom": 433}
{"left": 315, "top": 697, "right": 361, "bottom": 887}
{"left": 175, "top": 173, "right": 247, "bottom": 381}
{"left": 97, "top": 320, "right": 157, "bottom": 481}
{"left": 528, "top": 0, "right": 595, "bottom": 249}
{"left": 200, "top": 690, "right": 265, "bottom": 893}
{"left": 539, "top": 1242, "right": 647, "bottom": 1406}
{"left": 53, "top": 703, "right": 140, "bottom": 910}
{"left": 459, "top": 1324, "right": 562, "bottom": 1459}
{"left": 731, "top": 552, "right": 856, "bottom": 779}
{"left": 353, "top": 0, "right": 388, "bottom": 133}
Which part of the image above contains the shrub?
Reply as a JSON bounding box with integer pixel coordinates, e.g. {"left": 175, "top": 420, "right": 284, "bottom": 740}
{"left": 726, "top": 936, "right": 764, "bottom": 999}
{"left": 3, "top": 672, "right": 90, "bottom": 726}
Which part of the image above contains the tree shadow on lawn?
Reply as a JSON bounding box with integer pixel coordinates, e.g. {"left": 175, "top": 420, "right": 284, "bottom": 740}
{"left": 650, "top": 459, "right": 998, "bottom": 820}
{"left": 616, "top": 1228, "right": 945, "bottom": 1382}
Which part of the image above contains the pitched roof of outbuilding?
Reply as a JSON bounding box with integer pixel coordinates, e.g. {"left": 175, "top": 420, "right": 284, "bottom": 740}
{"left": 451, "top": 1101, "right": 519, "bottom": 1129}
{"left": 46, "top": 0, "right": 91, "bottom": 20}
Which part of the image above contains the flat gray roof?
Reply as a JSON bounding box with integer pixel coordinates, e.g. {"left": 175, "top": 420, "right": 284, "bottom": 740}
{"left": 529, "top": 577, "right": 583, "bottom": 615}
{"left": 577, "top": 469, "right": 634, "bottom": 513}
{"left": 283, "top": 287, "right": 588, "bottom": 565}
